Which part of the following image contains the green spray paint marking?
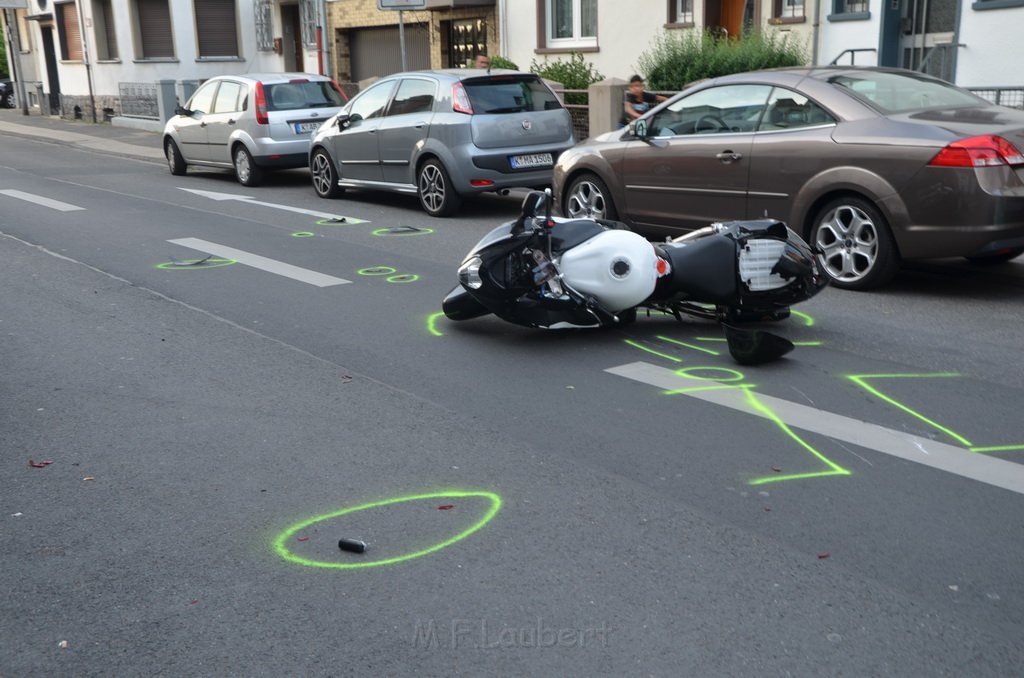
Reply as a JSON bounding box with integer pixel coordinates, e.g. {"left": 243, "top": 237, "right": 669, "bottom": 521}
{"left": 793, "top": 341, "right": 823, "bottom": 347}
{"left": 791, "top": 310, "right": 816, "bottom": 327}
{"left": 847, "top": 373, "right": 1024, "bottom": 454}
{"left": 745, "top": 388, "right": 852, "bottom": 485}
{"left": 657, "top": 335, "right": 721, "bottom": 356}
{"left": 387, "top": 274, "right": 420, "bottom": 284}
{"left": 624, "top": 339, "right": 682, "bottom": 363}
{"left": 426, "top": 311, "right": 446, "bottom": 337}
{"left": 291, "top": 231, "right": 316, "bottom": 238}
{"left": 358, "top": 266, "right": 397, "bottom": 276}
{"left": 273, "top": 491, "right": 502, "bottom": 570}
{"left": 622, "top": 338, "right": 849, "bottom": 485}
{"left": 675, "top": 366, "right": 745, "bottom": 382}
{"left": 155, "top": 258, "right": 236, "bottom": 270}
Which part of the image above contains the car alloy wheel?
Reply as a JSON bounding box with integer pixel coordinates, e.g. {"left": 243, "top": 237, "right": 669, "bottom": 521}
{"left": 811, "top": 197, "right": 899, "bottom": 290}
{"left": 233, "top": 145, "right": 264, "bottom": 187}
{"left": 310, "top": 149, "right": 344, "bottom": 199}
{"left": 3, "top": 91, "right": 14, "bottom": 108}
{"left": 565, "top": 173, "right": 617, "bottom": 220}
{"left": 418, "top": 159, "right": 461, "bottom": 217}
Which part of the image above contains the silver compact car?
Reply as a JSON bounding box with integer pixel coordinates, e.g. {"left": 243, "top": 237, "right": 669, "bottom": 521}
{"left": 308, "top": 69, "right": 575, "bottom": 217}
{"left": 163, "top": 73, "right": 347, "bottom": 186}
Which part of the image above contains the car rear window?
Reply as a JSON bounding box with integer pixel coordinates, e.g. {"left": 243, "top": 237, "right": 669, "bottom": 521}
{"left": 829, "top": 71, "right": 986, "bottom": 115}
{"left": 265, "top": 81, "right": 346, "bottom": 111}
{"left": 463, "top": 76, "right": 563, "bottom": 114}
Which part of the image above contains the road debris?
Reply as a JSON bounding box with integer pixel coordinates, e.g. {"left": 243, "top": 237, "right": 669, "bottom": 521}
{"left": 338, "top": 538, "right": 367, "bottom": 553}
{"left": 384, "top": 225, "right": 426, "bottom": 234}
{"left": 28, "top": 459, "right": 54, "bottom": 468}
{"left": 83, "top": 476, "right": 95, "bottom": 481}
{"left": 296, "top": 536, "right": 309, "bottom": 542}
{"left": 438, "top": 505, "right": 455, "bottom": 510}
{"left": 817, "top": 552, "right": 830, "bottom": 560}
{"left": 771, "top": 466, "right": 782, "bottom": 472}
{"left": 169, "top": 254, "right": 213, "bottom": 267}
{"left": 341, "top": 373, "right": 353, "bottom": 383}
{"left": 58, "top": 640, "right": 69, "bottom": 649}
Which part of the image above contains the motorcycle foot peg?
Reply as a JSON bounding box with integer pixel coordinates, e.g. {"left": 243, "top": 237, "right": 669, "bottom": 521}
{"left": 338, "top": 538, "right": 367, "bottom": 553}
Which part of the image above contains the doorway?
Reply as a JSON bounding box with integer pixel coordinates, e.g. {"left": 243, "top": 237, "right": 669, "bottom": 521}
{"left": 281, "top": 4, "right": 303, "bottom": 72}
{"left": 705, "top": 0, "right": 757, "bottom": 39}
{"left": 880, "top": 0, "right": 960, "bottom": 82}
{"left": 40, "top": 25, "right": 61, "bottom": 114}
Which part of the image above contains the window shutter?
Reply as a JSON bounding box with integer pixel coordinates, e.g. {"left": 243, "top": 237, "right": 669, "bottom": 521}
{"left": 138, "top": 0, "right": 174, "bottom": 58}
{"left": 101, "top": 0, "right": 119, "bottom": 59}
{"left": 59, "top": 2, "right": 83, "bottom": 61}
{"left": 196, "top": 0, "right": 239, "bottom": 57}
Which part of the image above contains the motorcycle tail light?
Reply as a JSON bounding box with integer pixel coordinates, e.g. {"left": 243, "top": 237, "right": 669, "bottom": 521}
{"left": 738, "top": 239, "right": 788, "bottom": 291}
{"left": 459, "top": 256, "right": 484, "bottom": 289}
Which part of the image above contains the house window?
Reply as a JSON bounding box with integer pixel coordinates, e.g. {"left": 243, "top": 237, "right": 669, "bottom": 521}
{"left": 195, "top": 0, "right": 239, "bottom": 58}
{"left": 545, "top": 0, "right": 597, "bottom": 48}
{"left": 93, "top": 0, "right": 119, "bottom": 60}
{"left": 300, "top": 0, "right": 318, "bottom": 49}
{"left": 135, "top": 0, "right": 174, "bottom": 59}
{"left": 254, "top": 0, "right": 273, "bottom": 51}
{"left": 669, "top": 0, "right": 695, "bottom": 24}
{"left": 774, "top": 0, "right": 806, "bottom": 19}
{"left": 832, "top": 0, "right": 869, "bottom": 14}
{"left": 56, "top": 1, "right": 83, "bottom": 61}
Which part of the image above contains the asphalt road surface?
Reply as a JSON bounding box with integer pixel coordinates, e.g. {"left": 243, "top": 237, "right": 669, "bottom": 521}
{"left": 2, "top": 129, "right": 1023, "bottom": 676}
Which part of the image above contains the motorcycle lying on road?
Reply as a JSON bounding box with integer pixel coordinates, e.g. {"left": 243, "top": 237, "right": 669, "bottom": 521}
{"left": 442, "top": 191, "right": 829, "bottom": 365}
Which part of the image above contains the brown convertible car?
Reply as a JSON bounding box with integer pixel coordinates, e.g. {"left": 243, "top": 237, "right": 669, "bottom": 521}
{"left": 553, "top": 66, "right": 1024, "bottom": 290}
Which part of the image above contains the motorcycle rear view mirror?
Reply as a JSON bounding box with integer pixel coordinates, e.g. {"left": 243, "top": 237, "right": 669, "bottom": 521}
{"left": 512, "top": 191, "right": 548, "bottom": 233}
{"left": 723, "top": 325, "right": 794, "bottom": 366}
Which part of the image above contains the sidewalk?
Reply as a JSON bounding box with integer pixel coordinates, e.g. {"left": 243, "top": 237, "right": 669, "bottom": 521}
{"left": 0, "top": 108, "right": 164, "bottom": 163}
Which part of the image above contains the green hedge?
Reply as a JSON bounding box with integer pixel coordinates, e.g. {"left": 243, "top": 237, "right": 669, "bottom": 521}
{"left": 637, "top": 30, "right": 808, "bottom": 92}
{"left": 489, "top": 55, "right": 519, "bottom": 71}
{"left": 530, "top": 52, "right": 604, "bottom": 104}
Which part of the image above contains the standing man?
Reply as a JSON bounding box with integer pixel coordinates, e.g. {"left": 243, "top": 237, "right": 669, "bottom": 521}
{"left": 474, "top": 54, "right": 490, "bottom": 69}
{"left": 622, "top": 75, "right": 666, "bottom": 126}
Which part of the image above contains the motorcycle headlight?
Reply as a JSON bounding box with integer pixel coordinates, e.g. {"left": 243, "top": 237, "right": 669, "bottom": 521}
{"left": 738, "top": 239, "right": 788, "bottom": 291}
{"left": 459, "top": 256, "right": 484, "bottom": 290}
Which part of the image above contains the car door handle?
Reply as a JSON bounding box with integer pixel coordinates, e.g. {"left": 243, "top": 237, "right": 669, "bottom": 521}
{"left": 716, "top": 151, "right": 742, "bottom": 163}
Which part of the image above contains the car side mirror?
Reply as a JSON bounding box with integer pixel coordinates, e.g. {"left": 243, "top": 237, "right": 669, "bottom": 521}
{"left": 175, "top": 105, "right": 191, "bottom": 117}
{"left": 632, "top": 119, "right": 648, "bottom": 139}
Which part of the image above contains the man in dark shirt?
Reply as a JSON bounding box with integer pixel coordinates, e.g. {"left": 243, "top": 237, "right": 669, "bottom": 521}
{"left": 622, "top": 75, "right": 666, "bottom": 126}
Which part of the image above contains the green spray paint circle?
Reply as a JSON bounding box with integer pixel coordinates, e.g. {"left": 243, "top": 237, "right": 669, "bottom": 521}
{"left": 372, "top": 227, "right": 434, "bottom": 237}
{"left": 155, "top": 258, "right": 237, "bottom": 270}
{"left": 674, "top": 366, "right": 745, "bottom": 382}
{"left": 357, "top": 266, "right": 397, "bottom": 276}
{"left": 386, "top": 274, "right": 419, "bottom": 284}
{"left": 291, "top": 231, "right": 316, "bottom": 238}
{"left": 273, "top": 490, "right": 502, "bottom": 569}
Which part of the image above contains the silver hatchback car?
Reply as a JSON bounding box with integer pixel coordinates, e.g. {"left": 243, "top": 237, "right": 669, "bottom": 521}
{"left": 308, "top": 69, "right": 575, "bottom": 216}
{"left": 163, "top": 73, "right": 347, "bottom": 186}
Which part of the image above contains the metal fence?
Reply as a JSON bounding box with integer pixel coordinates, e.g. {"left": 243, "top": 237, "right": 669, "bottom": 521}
{"left": 555, "top": 88, "right": 590, "bottom": 141}
{"left": 118, "top": 82, "right": 159, "bottom": 119}
{"left": 967, "top": 87, "right": 1024, "bottom": 110}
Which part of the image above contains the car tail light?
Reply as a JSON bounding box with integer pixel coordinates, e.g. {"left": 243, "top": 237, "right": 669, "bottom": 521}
{"left": 928, "top": 135, "right": 1024, "bottom": 168}
{"left": 289, "top": 78, "right": 309, "bottom": 83}
{"left": 254, "top": 82, "right": 269, "bottom": 124}
{"left": 452, "top": 83, "right": 473, "bottom": 114}
{"left": 470, "top": 179, "right": 494, "bottom": 187}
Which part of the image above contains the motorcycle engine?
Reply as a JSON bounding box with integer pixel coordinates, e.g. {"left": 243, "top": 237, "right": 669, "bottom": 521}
{"left": 557, "top": 230, "right": 660, "bottom": 312}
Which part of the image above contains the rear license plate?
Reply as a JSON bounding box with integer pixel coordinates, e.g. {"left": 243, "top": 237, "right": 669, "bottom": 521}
{"left": 294, "top": 121, "right": 322, "bottom": 134}
{"left": 509, "top": 153, "right": 553, "bottom": 169}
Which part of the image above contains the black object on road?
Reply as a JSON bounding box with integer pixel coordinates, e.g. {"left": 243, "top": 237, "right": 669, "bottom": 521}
{"left": 338, "top": 538, "right": 367, "bottom": 553}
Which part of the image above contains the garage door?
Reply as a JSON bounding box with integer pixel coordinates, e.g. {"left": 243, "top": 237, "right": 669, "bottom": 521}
{"left": 350, "top": 25, "right": 431, "bottom": 81}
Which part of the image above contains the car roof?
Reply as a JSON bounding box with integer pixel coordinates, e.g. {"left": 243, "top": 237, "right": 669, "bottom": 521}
{"left": 209, "top": 73, "right": 333, "bottom": 84}
{"left": 373, "top": 69, "right": 538, "bottom": 83}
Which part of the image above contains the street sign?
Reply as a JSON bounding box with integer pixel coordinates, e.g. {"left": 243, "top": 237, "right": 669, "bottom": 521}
{"left": 377, "top": 0, "right": 425, "bottom": 9}
{"left": 0, "top": 0, "right": 27, "bottom": 8}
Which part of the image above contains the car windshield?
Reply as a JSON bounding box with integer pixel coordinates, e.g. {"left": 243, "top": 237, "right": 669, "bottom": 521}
{"left": 829, "top": 71, "right": 986, "bottom": 114}
{"left": 265, "top": 81, "right": 346, "bottom": 111}
{"left": 463, "top": 76, "right": 562, "bottom": 114}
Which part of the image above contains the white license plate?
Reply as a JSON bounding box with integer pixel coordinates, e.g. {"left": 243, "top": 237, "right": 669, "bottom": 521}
{"left": 510, "top": 153, "right": 553, "bottom": 169}
{"left": 294, "top": 121, "right": 321, "bottom": 134}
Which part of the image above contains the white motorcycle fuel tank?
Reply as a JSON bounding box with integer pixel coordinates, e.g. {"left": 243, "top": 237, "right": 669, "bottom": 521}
{"left": 557, "top": 230, "right": 660, "bottom": 312}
